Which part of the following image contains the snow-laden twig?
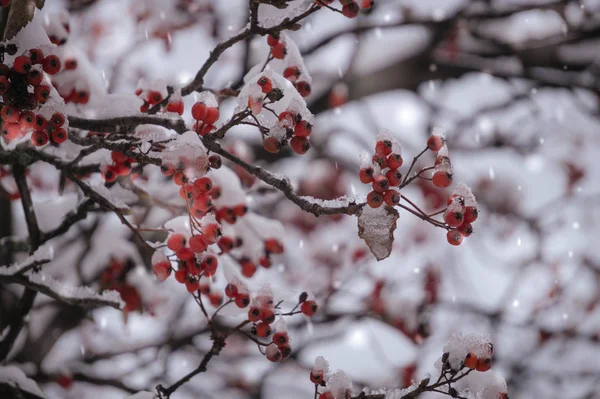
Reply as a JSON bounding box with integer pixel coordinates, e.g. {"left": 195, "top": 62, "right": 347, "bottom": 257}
{"left": 0, "top": 273, "right": 123, "bottom": 309}
{"left": 0, "top": 243, "right": 53, "bottom": 276}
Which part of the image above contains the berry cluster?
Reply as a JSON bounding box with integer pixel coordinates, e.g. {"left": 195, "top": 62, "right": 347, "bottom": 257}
{"left": 359, "top": 133, "right": 403, "bottom": 208}
{"left": 444, "top": 183, "right": 479, "bottom": 246}
{"left": 192, "top": 101, "right": 219, "bottom": 136}
{"left": 101, "top": 151, "right": 137, "bottom": 182}
{"left": 0, "top": 45, "right": 65, "bottom": 144}
{"left": 427, "top": 130, "right": 454, "bottom": 188}
{"left": 266, "top": 34, "right": 311, "bottom": 97}
{"left": 263, "top": 107, "right": 312, "bottom": 155}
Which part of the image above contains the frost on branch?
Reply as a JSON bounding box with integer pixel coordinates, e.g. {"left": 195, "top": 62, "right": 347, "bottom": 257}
{"left": 0, "top": 243, "right": 53, "bottom": 276}
{"left": 357, "top": 205, "right": 399, "bottom": 261}
{"left": 0, "top": 365, "right": 46, "bottom": 399}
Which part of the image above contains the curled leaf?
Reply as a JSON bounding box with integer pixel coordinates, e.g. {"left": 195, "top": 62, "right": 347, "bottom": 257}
{"left": 357, "top": 205, "right": 399, "bottom": 261}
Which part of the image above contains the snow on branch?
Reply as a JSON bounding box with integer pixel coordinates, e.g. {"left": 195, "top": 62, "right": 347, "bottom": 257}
{"left": 0, "top": 243, "right": 53, "bottom": 276}
{"left": 0, "top": 272, "right": 123, "bottom": 309}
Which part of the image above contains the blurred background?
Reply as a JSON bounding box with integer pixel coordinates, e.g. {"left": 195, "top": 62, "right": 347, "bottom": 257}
{"left": 1, "top": 0, "right": 600, "bottom": 398}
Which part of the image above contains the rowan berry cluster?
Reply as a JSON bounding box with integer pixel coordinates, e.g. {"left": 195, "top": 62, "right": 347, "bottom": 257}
{"left": 266, "top": 34, "right": 311, "bottom": 97}
{"left": 359, "top": 132, "right": 403, "bottom": 208}
{"left": 0, "top": 45, "right": 65, "bottom": 145}
{"left": 444, "top": 183, "right": 479, "bottom": 246}
{"left": 263, "top": 106, "right": 312, "bottom": 155}
{"left": 101, "top": 151, "right": 136, "bottom": 182}
{"left": 191, "top": 100, "right": 220, "bottom": 136}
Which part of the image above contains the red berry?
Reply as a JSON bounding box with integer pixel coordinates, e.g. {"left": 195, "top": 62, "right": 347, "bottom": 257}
{"left": 267, "top": 34, "right": 279, "bottom": 47}
{"left": 263, "top": 136, "right": 281, "bottom": 153}
{"left": 367, "top": 191, "right": 383, "bottom": 208}
{"left": 372, "top": 175, "right": 389, "bottom": 193}
{"left": 25, "top": 69, "right": 43, "bottom": 86}
{"left": 464, "top": 206, "right": 478, "bottom": 223}
{"left": 2, "top": 122, "right": 20, "bottom": 140}
{"left": 319, "top": 392, "right": 334, "bottom": 399}
{"left": 290, "top": 136, "right": 310, "bottom": 154}
{"left": 464, "top": 352, "right": 478, "bottom": 369}
{"left": 28, "top": 48, "right": 44, "bottom": 64}
{"left": 19, "top": 111, "right": 36, "bottom": 129}
{"left": 167, "top": 233, "right": 186, "bottom": 252}
{"left": 51, "top": 128, "right": 67, "bottom": 144}
{"left": 225, "top": 283, "right": 238, "bottom": 298}
{"left": 185, "top": 279, "right": 199, "bottom": 293}
{"left": 273, "top": 331, "right": 289, "bottom": 347}
{"left": 310, "top": 371, "right": 324, "bottom": 384}
{"left": 174, "top": 268, "right": 188, "bottom": 283}
{"left": 360, "top": 167, "right": 374, "bottom": 184}
{"left": 294, "top": 120, "right": 312, "bottom": 137}
{"left": 248, "top": 306, "right": 261, "bottom": 322}
{"left": 260, "top": 307, "right": 276, "bottom": 324}
{"left": 42, "top": 55, "right": 61, "bottom": 74}
{"left": 432, "top": 171, "right": 452, "bottom": 188}
{"left": 386, "top": 169, "right": 402, "bottom": 186}
{"left": 176, "top": 247, "right": 194, "bottom": 262}
{"left": 147, "top": 90, "right": 163, "bottom": 105}
{"left": 189, "top": 234, "right": 208, "bottom": 253}
{"left": 153, "top": 261, "right": 171, "bottom": 281}
{"left": 387, "top": 153, "right": 403, "bottom": 170}
{"left": 50, "top": 112, "right": 65, "bottom": 127}
{"left": 241, "top": 260, "right": 257, "bottom": 277}
{"left": 279, "top": 344, "right": 292, "bottom": 359}
{"left": 235, "top": 292, "right": 250, "bottom": 308}
{"left": 191, "top": 102, "right": 208, "bottom": 121}
{"left": 271, "top": 42, "right": 286, "bottom": 59}
{"left": 427, "top": 135, "right": 444, "bottom": 151}
{"left": 265, "top": 238, "right": 284, "bottom": 254}
{"left": 458, "top": 222, "right": 473, "bottom": 237}
{"left": 201, "top": 223, "right": 220, "bottom": 243}
{"left": 360, "top": 0, "right": 374, "bottom": 8}
{"left": 446, "top": 229, "right": 463, "bottom": 246}
{"left": 476, "top": 358, "right": 492, "bottom": 372}
{"left": 257, "top": 76, "right": 273, "bottom": 93}
{"left": 13, "top": 55, "right": 32, "bottom": 74}
{"left": 295, "top": 81, "right": 311, "bottom": 97}
{"left": 383, "top": 189, "right": 400, "bottom": 206}
{"left": 375, "top": 140, "right": 393, "bottom": 156}
{"left": 266, "top": 343, "right": 282, "bottom": 362}
{"left": 1, "top": 105, "right": 18, "bottom": 123}
{"left": 65, "top": 58, "right": 78, "bottom": 70}
{"left": 342, "top": 1, "right": 360, "bottom": 18}
{"left": 300, "top": 300, "right": 318, "bottom": 317}
{"left": 31, "top": 130, "right": 49, "bottom": 146}
{"left": 372, "top": 153, "right": 388, "bottom": 169}
{"left": 204, "top": 107, "right": 220, "bottom": 125}
{"left": 102, "top": 166, "right": 118, "bottom": 183}
{"left": 166, "top": 100, "right": 184, "bottom": 115}
{"left": 34, "top": 85, "right": 51, "bottom": 103}
{"left": 443, "top": 210, "right": 463, "bottom": 228}
{"left": 193, "top": 177, "right": 213, "bottom": 196}
{"left": 255, "top": 322, "right": 272, "bottom": 338}
{"left": 34, "top": 115, "right": 47, "bottom": 130}
{"left": 283, "top": 66, "right": 301, "bottom": 82}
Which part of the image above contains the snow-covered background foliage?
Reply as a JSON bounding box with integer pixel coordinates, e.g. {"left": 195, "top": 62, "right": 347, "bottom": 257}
{"left": 1, "top": 0, "right": 600, "bottom": 398}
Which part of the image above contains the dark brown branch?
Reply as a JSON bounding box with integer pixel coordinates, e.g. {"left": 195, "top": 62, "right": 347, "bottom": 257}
{"left": 156, "top": 333, "right": 226, "bottom": 398}
{"left": 181, "top": 4, "right": 320, "bottom": 96}
{"left": 0, "top": 164, "right": 41, "bottom": 360}
{"left": 202, "top": 139, "right": 365, "bottom": 216}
